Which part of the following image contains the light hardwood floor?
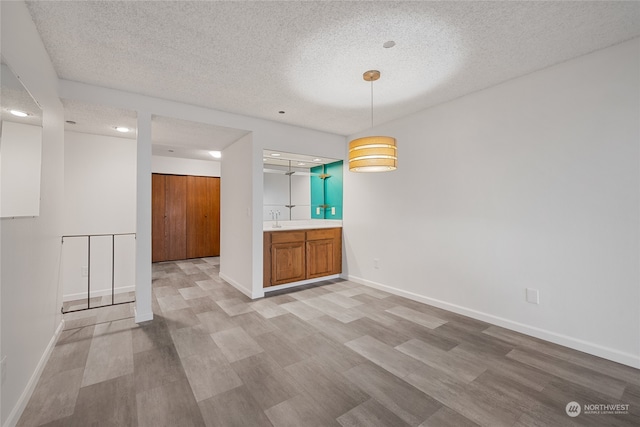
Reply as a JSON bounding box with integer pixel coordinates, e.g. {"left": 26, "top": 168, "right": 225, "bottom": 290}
{"left": 18, "top": 257, "right": 639, "bottom": 426}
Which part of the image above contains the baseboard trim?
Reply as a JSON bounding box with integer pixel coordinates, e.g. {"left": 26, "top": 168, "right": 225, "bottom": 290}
{"left": 134, "top": 306, "right": 154, "bottom": 323}
{"left": 4, "top": 319, "right": 65, "bottom": 427}
{"left": 63, "top": 285, "right": 135, "bottom": 302}
{"left": 264, "top": 275, "right": 341, "bottom": 294}
{"left": 218, "top": 272, "right": 262, "bottom": 299}
{"left": 348, "top": 275, "right": 640, "bottom": 369}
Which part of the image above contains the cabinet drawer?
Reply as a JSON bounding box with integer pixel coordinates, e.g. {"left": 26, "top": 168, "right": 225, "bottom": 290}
{"left": 306, "top": 228, "right": 340, "bottom": 241}
{"left": 270, "top": 230, "right": 305, "bottom": 244}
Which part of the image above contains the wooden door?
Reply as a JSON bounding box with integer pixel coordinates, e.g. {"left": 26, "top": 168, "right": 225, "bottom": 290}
{"left": 152, "top": 174, "right": 166, "bottom": 262}
{"left": 165, "top": 175, "right": 187, "bottom": 261}
{"left": 187, "top": 176, "right": 220, "bottom": 258}
{"left": 306, "top": 239, "right": 335, "bottom": 279}
{"left": 271, "top": 241, "right": 306, "bottom": 285}
{"left": 186, "top": 176, "right": 207, "bottom": 258}
{"left": 153, "top": 174, "right": 219, "bottom": 262}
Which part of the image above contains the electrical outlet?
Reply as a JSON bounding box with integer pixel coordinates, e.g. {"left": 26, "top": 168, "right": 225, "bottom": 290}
{"left": 81, "top": 266, "right": 89, "bottom": 277}
{"left": 316, "top": 207, "right": 321, "bottom": 215}
{"left": 331, "top": 207, "right": 336, "bottom": 215}
{"left": 526, "top": 288, "right": 539, "bottom": 304}
{"left": 374, "top": 258, "right": 380, "bottom": 269}
{"left": 1, "top": 356, "right": 7, "bottom": 385}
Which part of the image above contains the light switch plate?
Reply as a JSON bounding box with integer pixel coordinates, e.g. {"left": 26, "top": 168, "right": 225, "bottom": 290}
{"left": 526, "top": 288, "right": 539, "bottom": 304}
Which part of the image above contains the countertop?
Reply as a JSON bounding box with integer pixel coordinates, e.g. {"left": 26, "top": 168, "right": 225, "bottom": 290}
{"left": 263, "top": 219, "right": 342, "bottom": 232}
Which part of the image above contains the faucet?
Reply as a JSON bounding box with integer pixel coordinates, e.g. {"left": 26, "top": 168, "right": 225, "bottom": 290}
{"left": 271, "top": 210, "right": 282, "bottom": 228}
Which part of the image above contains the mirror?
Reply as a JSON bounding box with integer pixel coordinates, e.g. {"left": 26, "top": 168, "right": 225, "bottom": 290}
{"left": 263, "top": 149, "right": 343, "bottom": 221}
{"left": 1, "top": 58, "right": 44, "bottom": 218}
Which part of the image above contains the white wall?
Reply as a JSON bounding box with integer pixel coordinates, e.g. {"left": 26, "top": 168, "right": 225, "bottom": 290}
{"left": 152, "top": 155, "right": 220, "bottom": 177}
{"left": 344, "top": 38, "right": 640, "bottom": 368}
{"left": 134, "top": 112, "right": 153, "bottom": 322}
{"left": 219, "top": 134, "right": 255, "bottom": 297}
{"left": 62, "top": 131, "right": 136, "bottom": 302}
{"left": 0, "top": 122, "right": 42, "bottom": 218}
{"left": 1, "top": 1, "right": 65, "bottom": 425}
{"left": 61, "top": 235, "right": 136, "bottom": 302}
{"left": 64, "top": 131, "right": 136, "bottom": 234}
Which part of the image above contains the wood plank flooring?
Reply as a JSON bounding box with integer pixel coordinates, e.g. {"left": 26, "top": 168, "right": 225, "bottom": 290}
{"left": 18, "top": 258, "right": 639, "bottom": 426}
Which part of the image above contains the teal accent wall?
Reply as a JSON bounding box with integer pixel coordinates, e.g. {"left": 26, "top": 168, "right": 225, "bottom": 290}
{"left": 310, "top": 161, "right": 343, "bottom": 219}
{"left": 324, "top": 161, "right": 343, "bottom": 219}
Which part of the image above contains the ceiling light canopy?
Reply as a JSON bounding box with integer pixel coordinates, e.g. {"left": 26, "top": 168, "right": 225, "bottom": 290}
{"left": 115, "top": 126, "right": 130, "bottom": 133}
{"left": 348, "top": 70, "right": 397, "bottom": 173}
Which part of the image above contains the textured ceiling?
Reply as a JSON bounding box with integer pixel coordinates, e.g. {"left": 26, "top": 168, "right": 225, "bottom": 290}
{"left": 151, "top": 115, "right": 250, "bottom": 160}
{"left": 24, "top": 1, "right": 640, "bottom": 136}
{"left": 63, "top": 99, "right": 137, "bottom": 139}
{"left": 263, "top": 149, "right": 340, "bottom": 169}
{"left": 61, "top": 100, "right": 249, "bottom": 161}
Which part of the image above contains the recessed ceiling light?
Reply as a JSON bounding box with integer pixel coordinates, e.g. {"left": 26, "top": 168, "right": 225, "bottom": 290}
{"left": 65, "top": 120, "right": 76, "bottom": 125}
{"left": 383, "top": 40, "right": 396, "bottom": 48}
{"left": 271, "top": 153, "right": 281, "bottom": 157}
{"left": 10, "top": 109, "right": 28, "bottom": 117}
{"left": 209, "top": 151, "right": 222, "bottom": 159}
{"left": 263, "top": 158, "right": 268, "bottom": 162}
{"left": 115, "top": 126, "right": 130, "bottom": 133}
{"left": 313, "top": 158, "right": 322, "bottom": 162}
{"left": 297, "top": 162, "right": 306, "bottom": 166}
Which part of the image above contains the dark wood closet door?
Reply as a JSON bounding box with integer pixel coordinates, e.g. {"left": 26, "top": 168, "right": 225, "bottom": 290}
{"left": 153, "top": 174, "right": 219, "bottom": 262}
{"left": 186, "top": 176, "right": 207, "bottom": 258}
{"left": 187, "top": 176, "right": 221, "bottom": 258}
{"left": 165, "top": 175, "right": 187, "bottom": 261}
{"left": 151, "top": 174, "right": 166, "bottom": 262}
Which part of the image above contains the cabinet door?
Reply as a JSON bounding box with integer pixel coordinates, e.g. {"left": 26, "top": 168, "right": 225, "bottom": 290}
{"left": 306, "top": 228, "right": 342, "bottom": 278}
{"left": 165, "top": 175, "right": 187, "bottom": 261}
{"left": 271, "top": 241, "right": 306, "bottom": 285}
{"left": 306, "top": 238, "right": 336, "bottom": 279}
{"left": 151, "top": 174, "right": 166, "bottom": 262}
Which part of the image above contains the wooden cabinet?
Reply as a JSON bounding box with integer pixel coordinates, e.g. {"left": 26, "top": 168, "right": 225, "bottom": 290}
{"left": 152, "top": 174, "right": 220, "bottom": 262}
{"left": 264, "top": 227, "right": 341, "bottom": 287}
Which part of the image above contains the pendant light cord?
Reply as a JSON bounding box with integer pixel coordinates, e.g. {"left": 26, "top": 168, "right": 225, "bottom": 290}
{"left": 370, "top": 78, "right": 374, "bottom": 128}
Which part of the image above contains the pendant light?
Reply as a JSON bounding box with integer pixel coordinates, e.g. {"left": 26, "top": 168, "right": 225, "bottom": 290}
{"left": 348, "top": 70, "right": 397, "bottom": 172}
